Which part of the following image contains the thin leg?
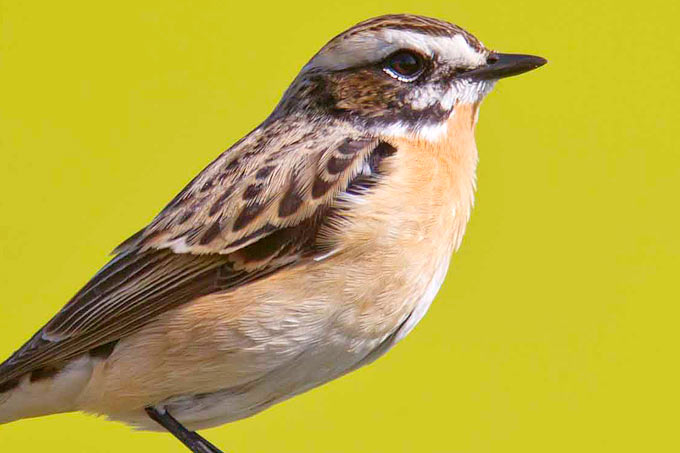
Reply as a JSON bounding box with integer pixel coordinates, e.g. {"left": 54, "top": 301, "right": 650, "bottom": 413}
{"left": 145, "top": 406, "right": 224, "bottom": 453}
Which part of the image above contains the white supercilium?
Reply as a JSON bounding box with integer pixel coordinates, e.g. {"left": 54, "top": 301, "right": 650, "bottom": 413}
{"left": 308, "top": 30, "right": 487, "bottom": 73}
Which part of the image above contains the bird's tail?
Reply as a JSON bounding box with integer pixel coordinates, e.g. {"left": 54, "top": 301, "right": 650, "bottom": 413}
{"left": 0, "top": 356, "right": 93, "bottom": 424}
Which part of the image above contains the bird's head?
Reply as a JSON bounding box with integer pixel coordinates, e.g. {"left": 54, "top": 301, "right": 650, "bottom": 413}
{"left": 277, "top": 14, "right": 546, "bottom": 140}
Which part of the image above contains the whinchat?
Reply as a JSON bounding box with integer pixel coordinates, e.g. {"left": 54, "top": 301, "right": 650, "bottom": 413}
{"left": 0, "top": 14, "right": 546, "bottom": 453}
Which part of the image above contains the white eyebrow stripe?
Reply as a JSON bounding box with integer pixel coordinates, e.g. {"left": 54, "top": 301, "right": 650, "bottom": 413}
{"left": 306, "top": 29, "right": 487, "bottom": 72}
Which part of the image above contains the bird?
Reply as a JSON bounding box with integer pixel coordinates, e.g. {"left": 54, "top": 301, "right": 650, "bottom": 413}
{"left": 0, "top": 14, "right": 546, "bottom": 453}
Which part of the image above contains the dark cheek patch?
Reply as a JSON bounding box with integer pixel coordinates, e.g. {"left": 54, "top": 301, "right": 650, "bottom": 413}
{"left": 323, "top": 66, "right": 456, "bottom": 131}
{"left": 327, "top": 69, "right": 429, "bottom": 123}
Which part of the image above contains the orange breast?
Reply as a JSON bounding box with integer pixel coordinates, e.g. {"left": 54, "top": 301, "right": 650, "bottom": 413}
{"left": 318, "top": 101, "right": 481, "bottom": 335}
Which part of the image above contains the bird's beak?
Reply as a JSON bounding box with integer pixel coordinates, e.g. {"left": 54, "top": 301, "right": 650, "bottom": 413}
{"left": 462, "top": 53, "right": 547, "bottom": 80}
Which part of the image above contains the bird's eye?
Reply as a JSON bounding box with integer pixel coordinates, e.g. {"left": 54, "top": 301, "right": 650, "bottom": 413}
{"left": 383, "top": 50, "right": 425, "bottom": 82}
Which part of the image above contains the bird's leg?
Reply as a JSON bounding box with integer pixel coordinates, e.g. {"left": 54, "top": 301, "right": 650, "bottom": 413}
{"left": 145, "top": 406, "right": 224, "bottom": 453}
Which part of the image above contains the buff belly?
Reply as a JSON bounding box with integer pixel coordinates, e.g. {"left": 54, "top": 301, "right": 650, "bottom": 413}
{"left": 76, "top": 252, "right": 452, "bottom": 431}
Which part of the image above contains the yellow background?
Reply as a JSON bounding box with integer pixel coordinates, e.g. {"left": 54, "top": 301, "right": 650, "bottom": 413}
{"left": 1, "top": 0, "right": 678, "bottom": 451}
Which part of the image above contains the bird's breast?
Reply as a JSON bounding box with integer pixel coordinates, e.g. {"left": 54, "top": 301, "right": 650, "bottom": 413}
{"left": 314, "top": 101, "right": 481, "bottom": 342}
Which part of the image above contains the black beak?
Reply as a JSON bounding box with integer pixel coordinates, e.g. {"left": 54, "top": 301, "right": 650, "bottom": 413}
{"left": 462, "top": 53, "right": 547, "bottom": 80}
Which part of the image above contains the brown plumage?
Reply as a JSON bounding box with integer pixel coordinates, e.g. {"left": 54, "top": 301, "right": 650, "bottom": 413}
{"left": 0, "top": 13, "right": 545, "bottom": 452}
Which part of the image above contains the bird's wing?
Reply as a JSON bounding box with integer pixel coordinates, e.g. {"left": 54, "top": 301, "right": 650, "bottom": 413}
{"left": 115, "top": 124, "right": 380, "bottom": 256}
{"left": 0, "top": 124, "right": 393, "bottom": 386}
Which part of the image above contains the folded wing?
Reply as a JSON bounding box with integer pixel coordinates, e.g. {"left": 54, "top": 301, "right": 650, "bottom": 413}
{"left": 0, "top": 124, "right": 387, "bottom": 388}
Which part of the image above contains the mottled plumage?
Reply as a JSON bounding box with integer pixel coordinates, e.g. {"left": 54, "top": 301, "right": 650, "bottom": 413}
{"left": 0, "top": 13, "right": 545, "bottom": 452}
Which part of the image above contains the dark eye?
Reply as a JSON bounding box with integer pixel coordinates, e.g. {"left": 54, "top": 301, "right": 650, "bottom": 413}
{"left": 383, "top": 50, "right": 425, "bottom": 82}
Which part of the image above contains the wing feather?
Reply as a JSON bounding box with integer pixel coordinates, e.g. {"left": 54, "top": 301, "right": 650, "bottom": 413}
{"left": 0, "top": 124, "right": 390, "bottom": 386}
{"left": 117, "top": 125, "right": 379, "bottom": 255}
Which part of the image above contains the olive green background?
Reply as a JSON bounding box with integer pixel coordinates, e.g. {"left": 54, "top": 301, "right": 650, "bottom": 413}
{"left": 1, "top": 0, "right": 678, "bottom": 451}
